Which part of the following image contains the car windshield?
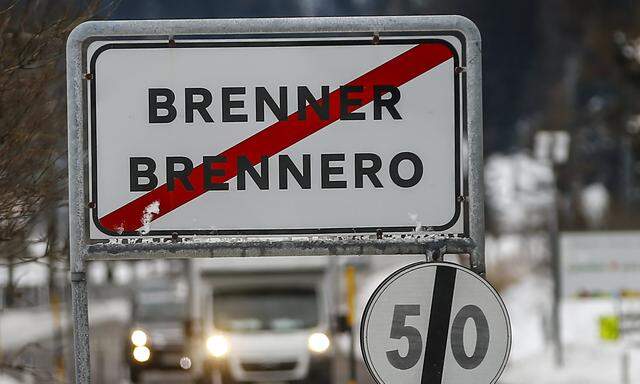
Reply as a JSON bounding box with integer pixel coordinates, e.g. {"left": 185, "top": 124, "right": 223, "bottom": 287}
{"left": 213, "top": 288, "right": 319, "bottom": 332}
{"left": 135, "top": 290, "right": 187, "bottom": 321}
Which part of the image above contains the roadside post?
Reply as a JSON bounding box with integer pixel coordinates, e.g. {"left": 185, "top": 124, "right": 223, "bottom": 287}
{"left": 346, "top": 265, "right": 358, "bottom": 384}
{"left": 535, "top": 129, "right": 570, "bottom": 367}
{"left": 66, "top": 16, "right": 492, "bottom": 383}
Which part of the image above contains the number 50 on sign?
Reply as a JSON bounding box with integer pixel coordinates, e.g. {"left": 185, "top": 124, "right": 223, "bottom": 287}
{"left": 361, "top": 263, "right": 511, "bottom": 384}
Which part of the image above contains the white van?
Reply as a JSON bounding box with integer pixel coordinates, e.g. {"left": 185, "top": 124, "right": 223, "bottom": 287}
{"left": 189, "top": 257, "right": 336, "bottom": 384}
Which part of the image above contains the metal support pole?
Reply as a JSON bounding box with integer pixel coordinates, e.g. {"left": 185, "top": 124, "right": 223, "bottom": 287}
{"left": 67, "top": 20, "right": 92, "bottom": 382}
{"left": 70, "top": 270, "right": 90, "bottom": 384}
{"left": 345, "top": 265, "right": 357, "bottom": 384}
{"left": 185, "top": 259, "right": 197, "bottom": 370}
{"left": 465, "top": 23, "right": 485, "bottom": 277}
{"left": 622, "top": 349, "right": 630, "bottom": 384}
{"left": 550, "top": 190, "right": 563, "bottom": 367}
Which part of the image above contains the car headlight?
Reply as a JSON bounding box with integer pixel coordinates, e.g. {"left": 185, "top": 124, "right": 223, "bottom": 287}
{"left": 308, "top": 332, "right": 330, "bottom": 353}
{"left": 133, "top": 346, "right": 151, "bottom": 363}
{"left": 131, "top": 329, "right": 148, "bottom": 347}
{"left": 206, "top": 335, "right": 229, "bottom": 358}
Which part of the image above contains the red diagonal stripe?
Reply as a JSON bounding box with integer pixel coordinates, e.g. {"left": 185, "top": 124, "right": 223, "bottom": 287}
{"left": 99, "top": 43, "right": 453, "bottom": 233}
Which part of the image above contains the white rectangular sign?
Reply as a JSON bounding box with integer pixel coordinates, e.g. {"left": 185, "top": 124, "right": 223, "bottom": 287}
{"left": 562, "top": 231, "right": 640, "bottom": 297}
{"left": 87, "top": 34, "right": 466, "bottom": 238}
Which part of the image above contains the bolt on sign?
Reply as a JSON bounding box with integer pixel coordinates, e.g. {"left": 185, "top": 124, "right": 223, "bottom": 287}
{"left": 82, "top": 19, "right": 477, "bottom": 239}
{"left": 361, "top": 263, "right": 511, "bottom": 384}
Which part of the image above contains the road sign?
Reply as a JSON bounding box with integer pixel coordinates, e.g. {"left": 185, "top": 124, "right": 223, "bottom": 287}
{"left": 361, "top": 262, "right": 510, "bottom": 384}
{"left": 67, "top": 17, "right": 484, "bottom": 384}
{"left": 86, "top": 30, "right": 469, "bottom": 238}
{"left": 561, "top": 231, "right": 640, "bottom": 297}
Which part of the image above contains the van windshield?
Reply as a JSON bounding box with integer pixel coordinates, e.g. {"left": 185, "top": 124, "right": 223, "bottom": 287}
{"left": 213, "top": 288, "right": 319, "bottom": 332}
{"left": 137, "top": 300, "right": 186, "bottom": 321}
{"left": 135, "top": 289, "right": 187, "bottom": 321}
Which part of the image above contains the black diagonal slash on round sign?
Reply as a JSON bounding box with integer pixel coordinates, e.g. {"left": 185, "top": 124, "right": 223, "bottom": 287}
{"left": 97, "top": 42, "right": 455, "bottom": 233}
{"left": 421, "top": 266, "right": 457, "bottom": 384}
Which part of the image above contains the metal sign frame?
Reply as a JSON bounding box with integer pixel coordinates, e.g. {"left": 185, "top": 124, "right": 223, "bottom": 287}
{"left": 66, "top": 16, "right": 482, "bottom": 384}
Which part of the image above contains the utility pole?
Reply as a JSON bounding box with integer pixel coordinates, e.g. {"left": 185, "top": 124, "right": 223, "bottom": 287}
{"left": 535, "top": 130, "right": 570, "bottom": 367}
{"left": 345, "top": 265, "right": 357, "bottom": 384}
{"left": 549, "top": 183, "right": 563, "bottom": 367}
{"left": 47, "top": 204, "right": 66, "bottom": 381}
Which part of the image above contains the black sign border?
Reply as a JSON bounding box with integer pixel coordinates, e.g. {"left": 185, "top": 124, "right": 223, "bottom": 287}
{"left": 88, "top": 33, "right": 465, "bottom": 237}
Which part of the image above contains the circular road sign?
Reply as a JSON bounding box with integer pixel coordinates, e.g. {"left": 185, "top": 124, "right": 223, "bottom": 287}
{"left": 361, "top": 262, "right": 511, "bottom": 384}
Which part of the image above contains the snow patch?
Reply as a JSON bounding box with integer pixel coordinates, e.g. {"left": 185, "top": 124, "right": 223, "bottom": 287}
{"left": 580, "top": 183, "right": 610, "bottom": 228}
{"left": 485, "top": 153, "right": 554, "bottom": 232}
{"left": 408, "top": 212, "right": 422, "bottom": 231}
{"left": 0, "top": 298, "right": 129, "bottom": 351}
{"left": 139, "top": 201, "right": 160, "bottom": 235}
{"left": 501, "top": 274, "right": 551, "bottom": 361}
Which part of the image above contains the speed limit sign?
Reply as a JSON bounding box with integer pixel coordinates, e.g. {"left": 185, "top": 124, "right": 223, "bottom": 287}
{"left": 361, "top": 262, "right": 511, "bottom": 384}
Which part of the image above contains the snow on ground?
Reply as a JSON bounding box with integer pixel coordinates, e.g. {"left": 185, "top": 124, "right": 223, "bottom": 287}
{"left": 486, "top": 234, "right": 549, "bottom": 268}
{"left": 501, "top": 274, "right": 551, "bottom": 360}
{"left": 0, "top": 262, "right": 48, "bottom": 287}
{"left": 500, "top": 343, "right": 624, "bottom": 384}
{"left": 500, "top": 272, "right": 640, "bottom": 383}
{"left": 0, "top": 374, "right": 22, "bottom": 384}
{"left": 0, "top": 298, "right": 129, "bottom": 351}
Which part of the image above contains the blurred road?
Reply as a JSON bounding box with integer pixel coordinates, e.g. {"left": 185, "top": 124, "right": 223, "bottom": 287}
{"left": 86, "top": 299, "right": 377, "bottom": 384}
{"left": 0, "top": 264, "right": 384, "bottom": 384}
{"left": 87, "top": 310, "right": 370, "bottom": 383}
{"left": 90, "top": 322, "right": 377, "bottom": 383}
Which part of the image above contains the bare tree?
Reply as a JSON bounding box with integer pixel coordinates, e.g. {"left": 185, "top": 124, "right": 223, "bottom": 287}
{"left": 0, "top": 0, "right": 102, "bottom": 262}
{"left": 0, "top": 1, "right": 111, "bottom": 381}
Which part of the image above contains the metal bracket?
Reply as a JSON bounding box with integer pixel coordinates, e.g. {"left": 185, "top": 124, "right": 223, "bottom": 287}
{"left": 85, "top": 236, "right": 475, "bottom": 261}
{"left": 70, "top": 271, "right": 86, "bottom": 282}
{"left": 425, "top": 241, "right": 447, "bottom": 262}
